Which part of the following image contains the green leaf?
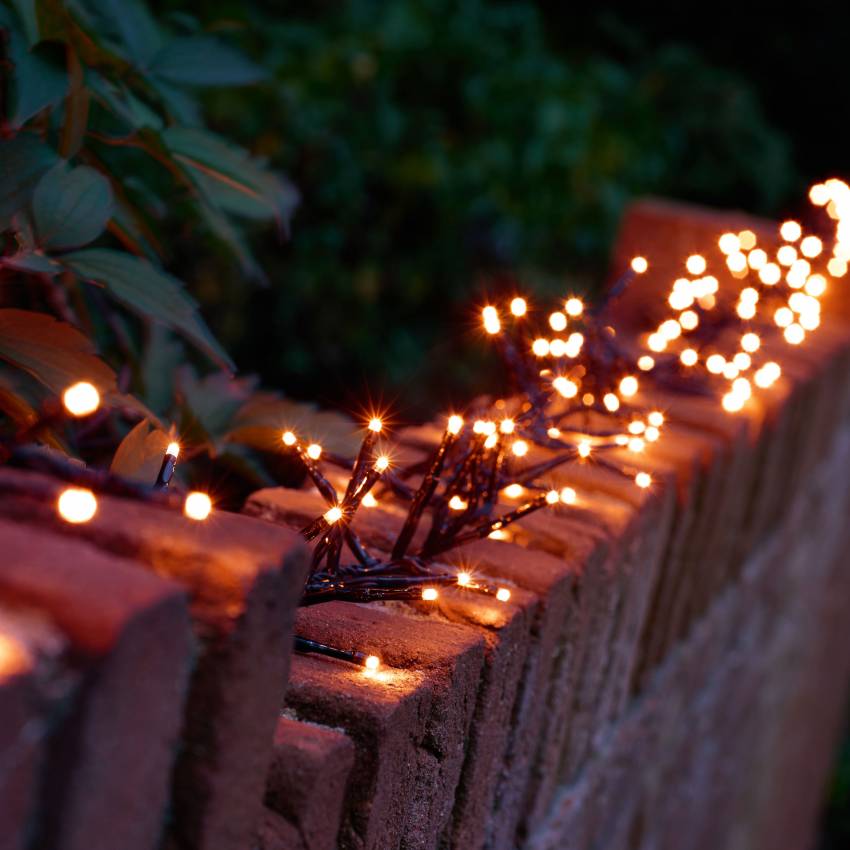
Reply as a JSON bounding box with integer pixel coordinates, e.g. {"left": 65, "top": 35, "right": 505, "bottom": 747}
{"left": 0, "top": 308, "right": 117, "bottom": 395}
{"left": 0, "top": 251, "right": 61, "bottom": 274}
{"left": 150, "top": 36, "right": 266, "bottom": 87}
{"left": 32, "top": 163, "right": 114, "bottom": 250}
{"left": 73, "top": 0, "right": 163, "bottom": 66}
{"left": 7, "top": 0, "right": 39, "bottom": 45}
{"left": 178, "top": 369, "right": 256, "bottom": 439}
{"left": 6, "top": 27, "right": 67, "bottom": 126}
{"left": 109, "top": 418, "right": 171, "bottom": 483}
{"left": 62, "top": 248, "right": 234, "bottom": 371}
{"left": 87, "top": 73, "right": 164, "bottom": 131}
{"left": 0, "top": 136, "right": 59, "bottom": 222}
{"left": 161, "top": 126, "right": 298, "bottom": 225}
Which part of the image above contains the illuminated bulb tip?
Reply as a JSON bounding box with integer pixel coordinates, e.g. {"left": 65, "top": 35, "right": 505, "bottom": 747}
{"left": 741, "top": 332, "right": 761, "bottom": 353}
{"left": 364, "top": 655, "right": 381, "bottom": 671}
{"left": 722, "top": 393, "right": 745, "bottom": 413}
{"left": 635, "top": 472, "right": 652, "bottom": 490}
{"left": 184, "top": 491, "right": 212, "bottom": 521}
{"left": 484, "top": 433, "right": 498, "bottom": 449}
{"left": 648, "top": 411, "right": 664, "bottom": 428}
{"left": 368, "top": 417, "right": 383, "bottom": 433}
{"left": 547, "top": 427, "right": 561, "bottom": 438}
{"left": 362, "top": 492, "right": 378, "bottom": 508}
{"left": 619, "top": 376, "right": 638, "bottom": 398}
{"left": 62, "top": 381, "right": 100, "bottom": 417}
{"left": 449, "top": 496, "right": 468, "bottom": 511}
{"left": 577, "top": 441, "right": 591, "bottom": 458}
{"left": 631, "top": 256, "right": 649, "bottom": 274}
{"left": 482, "top": 306, "right": 501, "bottom": 335}
{"left": 511, "top": 439, "right": 529, "bottom": 457}
{"left": 374, "top": 456, "right": 390, "bottom": 472}
{"left": 603, "top": 393, "right": 620, "bottom": 413}
{"left": 560, "top": 487, "right": 576, "bottom": 505}
{"left": 553, "top": 376, "right": 578, "bottom": 399}
{"left": 549, "top": 312, "right": 567, "bottom": 332}
{"left": 545, "top": 490, "right": 560, "bottom": 505}
{"left": 422, "top": 588, "right": 439, "bottom": 601}
{"left": 800, "top": 236, "right": 823, "bottom": 259}
{"left": 496, "top": 588, "right": 512, "bottom": 603}
{"left": 809, "top": 183, "right": 829, "bottom": 205}
{"left": 680, "top": 348, "right": 698, "bottom": 367}
{"left": 499, "top": 418, "right": 515, "bottom": 434}
{"left": 57, "top": 487, "right": 97, "bottom": 524}
{"left": 738, "top": 230, "right": 756, "bottom": 250}
{"left": 718, "top": 232, "right": 741, "bottom": 254}
{"left": 457, "top": 571, "right": 472, "bottom": 587}
{"left": 166, "top": 441, "right": 180, "bottom": 458}
{"left": 565, "top": 297, "right": 584, "bottom": 316}
{"left": 686, "top": 254, "right": 707, "bottom": 275}
{"left": 784, "top": 323, "right": 805, "bottom": 345}
{"left": 638, "top": 355, "right": 655, "bottom": 372}
{"left": 306, "top": 443, "right": 322, "bottom": 460}
{"left": 628, "top": 437, "right": 645, "bottom": 453}
{"left": 282, "top": 431, "right": 297, "bottom": 446}
{"left": 447, "top": 415, "right": 464, "bottom": 435}
{"left": 510, "top": 297, "right": 527, "bottom": 317}
{"left": 532, "top": 338, "right": 550, "bottom": 357}
{"left": 780, "top": 220, "right": 802, "bottom": 242}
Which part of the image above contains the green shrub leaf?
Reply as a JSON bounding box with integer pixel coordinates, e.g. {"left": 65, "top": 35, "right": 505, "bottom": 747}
{"left": 0, "top": 135, "right": 59, "bottom": 222}
{"left": 63, "top": 248, "right": 235, "bottom": 371}
{"left": 0, "top": 308, "right": 117, "bottom": 394}
{"left": 6, "top": 27, "right": 68, "bottom": 126}
{"left": 32, "top": 163, "right": 114, "bottom": 250}
{"left": 150, "top": 36, "right": 266, "bottom": 87}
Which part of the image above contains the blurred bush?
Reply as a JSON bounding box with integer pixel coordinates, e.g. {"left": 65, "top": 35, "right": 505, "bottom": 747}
{"left": 166, "top": 0, "right": 796, "bottom": 414}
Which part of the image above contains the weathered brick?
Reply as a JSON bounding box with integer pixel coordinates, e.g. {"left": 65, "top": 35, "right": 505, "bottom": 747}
{"left": 0, "top": 468, "right": 309, "bottom": 850}
{"left": 265, "top": 717, "right": 355, "bottom": 850}
{"left": 0, "top": 519, "right": 192, "bottom": 850}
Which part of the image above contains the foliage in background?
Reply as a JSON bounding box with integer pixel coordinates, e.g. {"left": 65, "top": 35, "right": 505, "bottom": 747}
{"left": 169, "top": 0, "right": 796, "bottom": 414}
{"left": 0, "top": 0, "right": 358, "bottom": 501}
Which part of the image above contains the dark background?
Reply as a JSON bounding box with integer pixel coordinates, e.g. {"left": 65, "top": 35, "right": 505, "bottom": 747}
{"left": 151, "top": 4, "right": 849, "bottom": 839}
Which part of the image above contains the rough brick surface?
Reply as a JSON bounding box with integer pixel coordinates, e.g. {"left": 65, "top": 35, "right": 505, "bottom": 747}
{"left": 0, "top": 469, "right": 309, "bottom": 850}
{"left": 0, "top": 520, "right": 193, "bottom": 850}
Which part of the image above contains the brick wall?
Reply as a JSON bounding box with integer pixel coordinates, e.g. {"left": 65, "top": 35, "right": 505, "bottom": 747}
{"left": 1, "top": 199, "right": 849, "bottom": 850}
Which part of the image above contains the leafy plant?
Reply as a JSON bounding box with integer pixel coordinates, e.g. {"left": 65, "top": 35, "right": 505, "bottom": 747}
{"left": 0, "top": 0, "right": 345, "bottom": 501}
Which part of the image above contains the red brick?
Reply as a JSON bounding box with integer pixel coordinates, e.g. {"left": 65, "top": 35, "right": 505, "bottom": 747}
{"left": 265, "top": 716, "right": 355, "bottom": 850}
{"left": 0, "top": 519, "right": 192, "bottom": 850}
{"left": 0, "top": 468, "right": 309, "bottom": 850}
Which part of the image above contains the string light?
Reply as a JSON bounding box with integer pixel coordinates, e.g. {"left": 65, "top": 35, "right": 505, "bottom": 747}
{"left": 635, "top": 472, "right": 652, "bottom": 489}
{"left": 369, "top": 417, "right": 383, "bottom": 433}
{"left": 631, "top": 256, "right": 649, "bottom": 273}
{"left": 422, "top": 588, "right": 439, "bottom": 601}
{"left": 307, "top": 443, "right": 322, "bottom": 460}
{"left": 565, "top": 297, "right": 584, "bottom": 316}
{"left": 510, "top": 297, "right": 527, "bottom": 317}
{"left": 62, "top": 382, "right": 100, "bottom": 417}
{"left": 780, "top": 220, "right": 802, "bottom": 242}
{"left": 57, "top": 487, "right": 97, "bottom": 523}
{"left": 483, "top": 306, "right": 501, "bottom": 335}
{"left": 549, "top": 312, "right": 567, "bottom": 332}
{"left": 184, "top": 491, "right": 212, "bottom": 521}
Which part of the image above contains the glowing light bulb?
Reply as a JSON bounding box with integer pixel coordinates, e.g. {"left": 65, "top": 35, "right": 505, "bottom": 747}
{"left": 706, "top": 354, "right": 726, "bottom": 374}
{"left": 737, "top": 301, "right": 756, "bottom": 320}
{"left": 747, "top": 249, "right": 767, "bottom": 270}
{"left": 549, "top": 339, "right": 566, "bottom": 358}
{"left": 755, "top": 362, "right": 781, "bottom": 388}
{"left": 774, "top": 307, "right": 794, "bottom": 328}
{"left": 647, "top": 333, "right": 667, "bottom": 353}
{"left": 680, "top": 348, "right": 698, "bottom": 367}
{"left": 635, "top": 472, "right": 652, "bottom": 489}
{"left": 800, "top": 236, "right": 823, "bottom": 258}
{"left": 565, "top": 333, "right": 584, "bottom": 357}
{"left": 828, "top": 257, "right": 848, "bottom": 277}
{"left": 547, "top": 427, "right": 561, "bottom": 438}
{"left": 324, "top": 506, "right": 343, "bottom": 523}
{"left": 549, "top": 312, "right": 567, "bottom": 332}
{"left": 645, "top": 426, "right": 660, "bottom": 442}
{"left": 57, "top": 487, "right": 97, "bottom": 524}
{"left": 511, "top": 440, "right": 529, "bottom": 457}
{"left": 496, "top": 588, "right": 512, "bottom": 602}
{"left": 780, "top": 220, "right": 802, "bottom": 242}
{"left": 553, "top": 376, "right": 578, "bottom": 399}
{"left": 447, "top": 415, "right": 464, "bottom": 435}
{"left": 504, "top": 483, "right": 525, "bottom": 499}
{"left": 457, "top": 571, "right": 472, "bottom": 587}
{"left": 718, "top": 233, "right": 740, "bottom": 254}
{"left": 369, "top": 417, "right": 383, "bottom": 433}
{"left": 449, "top": 496, "right": 468, "bottom": 511}
{"left": 759, "top": 263, "right": 781, "bottom": 285}
{"left": 648, "top": 411, "right": 664, "bottom": 427}
{"left": 659, "top": 319, "right": 682, "bottom": 341}
{"left": 532, "top": 338, "right": 550, "bottom": 357}
{"left": 484, "top": 433, "right": 498, "bottom": 449}
{"left": 510, "top": 297, "right": 527, "bottom": 317}
{"left": 374, "top": 456, "right": 390, "bottom": 472}
{"left": 668, "top": 289, "right": 694, "bottom": 311}
{"left": 638, "top": 355, "right": 655, "bottom": 371}
{"left": 784, "top": 323, "right": 805, "bottom": 345}
{"left": 483, "top": 306, "right": 501, "bottom": 334}
{"left": 722, "top": 392, "right": 745, "bottom": 413}
{"left": 364, "top": 655, "right": 381, "bottom": 671}
{"left": 805, "top": 275, "right": 827, "bottom": 297}
{"left": 631, "top": 256, "right": 649, "bottom": 273}
{"left": 777, "top": 245, "right": 797, "bottom": 266}
{"left": 726, "top": 252, "right": 747, "bottom": 273}
{"left": 628, "top": 420, "right": 646, "bottom": 435}
{"left": 741, "top": 332, "right": 761, "bottom": 353}
{"left": 628, "top": 437, "right": 645, "bottom": 453}
{"left": 809, "top": 184, "right": 829, "bottom": 205}
{"left": 603, "top": 393, "right": 620, "bottom": 412}
{"left": 578, "top": 441, "right": 591, "bottom": 458}
{"left": 619, "top": 376, "right": 639, "bottom": 398}
{"left": 722, "top": 362, "right": 739, "bottom": 381}
{"left": 166, "top": 441, "right": 180, "bottom": 458}
{"left": 560, "top": 487, "right": 576, "bottom": 504}
{"left": 306, "top": 443, "right": 322, "bottom": 460}
{"left": 738, "top": 230, "right": 757, "bottom": 250}
{"left": 679, "top": 310, "right": 699, "bottom": 331}
{"left": 545, "top": 490, "right": 560, "bottom": 505}
{"left": 733, "top": 352, "right": 752, "bottom": 371}
{"left": 565, "top": 297, "right": 584, "bottom": 316}
{"left": 184, "top": 491, "right": 212, "bottom": 521}
{"left": 489, "top": 529, "right": 508, "bottom": 540}
{"left": 62, "top": 382, "right": 100, "bottom": 417}
{"left": 500, "top": 418, "right": 515, "bottom": 434}
{"left": 362, "top": 492, "right": 378, "bottom": 508}
{"left": 686, "top": 254, "right": 706, "bottom": 275}
{"left": 282, "top": 431, "right": 297, "bottom": 446}
{"left": 800, "top": 311, "right": 820, "bottom": 331}
{"left": 422, "top": 588, "right": 439, "bottom": 601}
